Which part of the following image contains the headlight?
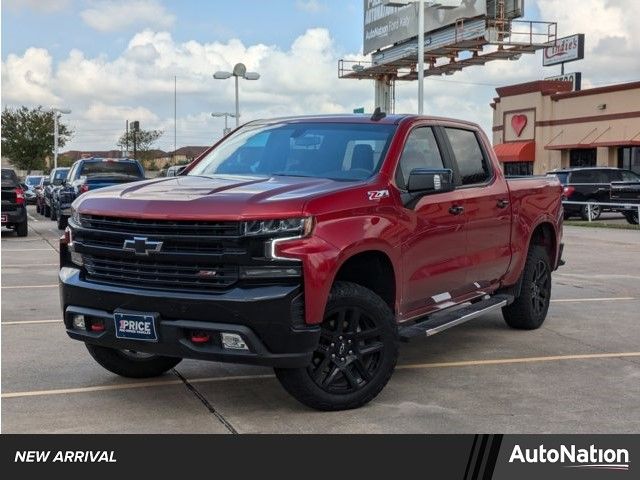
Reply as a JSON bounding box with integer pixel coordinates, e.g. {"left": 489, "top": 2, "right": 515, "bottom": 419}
{"left": 243, "top": 217, "right": 314, "bottom": 237}
{"left": 71, "top": 207, "right": 80, "bottom": 225}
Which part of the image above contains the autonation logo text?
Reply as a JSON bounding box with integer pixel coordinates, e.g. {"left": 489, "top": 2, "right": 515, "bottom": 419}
{"left": 509, "top": 444, "right": 630, "bottom": 471}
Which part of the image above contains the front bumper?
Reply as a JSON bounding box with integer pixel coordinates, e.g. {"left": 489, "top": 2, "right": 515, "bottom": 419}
{"left": 60, "top": 267, "right": 320, "bottom": 368}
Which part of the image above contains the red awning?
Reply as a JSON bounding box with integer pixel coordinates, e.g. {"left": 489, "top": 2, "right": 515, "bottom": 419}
{"left": 493, "top": 142, "right": 535, "bottom": 163}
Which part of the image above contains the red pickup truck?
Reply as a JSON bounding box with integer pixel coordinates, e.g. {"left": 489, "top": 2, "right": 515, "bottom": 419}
{"left": 60, "top": 114, "right": 563, "bottom": 410}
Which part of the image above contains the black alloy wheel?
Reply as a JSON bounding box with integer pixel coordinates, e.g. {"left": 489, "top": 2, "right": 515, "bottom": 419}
{"left": 309, "top": 306, "right": 383, "bottom": 394}
{"left": 530, "top": 259, "right": 551, "bottom": 318}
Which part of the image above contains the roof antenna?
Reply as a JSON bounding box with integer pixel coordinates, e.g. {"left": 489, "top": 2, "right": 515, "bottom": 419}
{"left": 370, "top": 107, "right": 386, "bottom": 122}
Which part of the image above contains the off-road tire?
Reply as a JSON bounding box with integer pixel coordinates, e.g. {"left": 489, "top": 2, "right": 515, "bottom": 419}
{"left": 85, "top": 344, "right": 182, "bottom": 378}
{"left": 57, "top": 213, "right": 67, "bottom": 230}
{"left": 275, "top": 281, "right": 398, "bottom": 411}
{"left": 16, "top": 220, "right": 28, "bottom": 237}
{"left": 503, "top": 245, "right": 552, "bottom": 330}
{"left": 624, "top": 210, "right": 639, "bottom": 225}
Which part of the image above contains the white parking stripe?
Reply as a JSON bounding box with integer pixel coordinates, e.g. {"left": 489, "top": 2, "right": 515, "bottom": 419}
{"left": 1, "top": 263, "right": 58, "bottom": 267}
{"left": 551, "top": 297, "right": 636, "bottom": 303}
{"left": 2, "top": 319, "right": 61, "bottom": 325}
{"left": 1, "top": 284, "right": 58, "bottom": 289}
{"left": 1, "top": 248, "right": 55, "bottom": 252}
{"left": 3, "top": 352, "right": 639, "bottom": 400}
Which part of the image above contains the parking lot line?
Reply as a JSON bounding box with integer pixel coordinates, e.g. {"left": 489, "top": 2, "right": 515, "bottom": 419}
{"left": 1, "top": 248, "right": 55, "bottom": 252}
{"left": 550, "top": 297, "right": 636, "bottom": 303}
{"left": 1, "top": 263, "right": 59, "bottom": 267}
{"left": 1, "top": 284, "right": 58, "bottom": 289}
{"left": 2, "top": 319, "right": 61, "bottom": 325}
{"left": 3, "top": 352, "right": 639, "bottom": 400}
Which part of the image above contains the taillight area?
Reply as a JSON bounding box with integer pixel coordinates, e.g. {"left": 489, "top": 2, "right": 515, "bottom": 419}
{"left": 15, "top": 187, "right": 25, "bottom": 205}
{"left": 562, "top": 186, "right": 575, "bottom": 199}
{"left": 79, "top": 184, "right": 90, "bottom": 194}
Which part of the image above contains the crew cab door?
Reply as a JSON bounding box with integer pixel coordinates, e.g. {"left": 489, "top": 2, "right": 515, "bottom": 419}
{"left": 396, "top": 126, "right": 469, "bottom": 317}
{"left": 440, "top": 127, "right": 512, "bottom": 291}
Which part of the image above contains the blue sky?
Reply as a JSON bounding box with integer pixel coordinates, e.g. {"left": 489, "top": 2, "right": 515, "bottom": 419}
{"left": 2, "top": 0, "right": 635, "bottom": 152}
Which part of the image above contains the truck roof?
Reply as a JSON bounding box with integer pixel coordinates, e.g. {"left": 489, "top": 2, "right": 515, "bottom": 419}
{"left": 247, "top": 113, "right": 480, "bottom": 128}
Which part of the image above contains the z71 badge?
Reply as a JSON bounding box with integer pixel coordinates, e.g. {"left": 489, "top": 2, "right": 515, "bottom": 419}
{"left": 367, "top": 190, "right": 390, "bottom": 201}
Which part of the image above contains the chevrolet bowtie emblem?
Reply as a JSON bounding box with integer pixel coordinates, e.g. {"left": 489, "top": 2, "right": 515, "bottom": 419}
{"left": 123, "top": 237, "right": 163, "bottom": 256}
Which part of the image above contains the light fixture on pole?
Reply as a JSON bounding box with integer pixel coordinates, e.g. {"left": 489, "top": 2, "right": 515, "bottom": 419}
{"left": 50, "top": 107, "right": 72, "bottom": 169}
{"left": 213, "top": 63, "right": 260, "bottom": 127}
{"left": 383, "top": 0, "right": 460, "bottom": 115}
{"left": 211, "top": 112, "right": 237, "bottom": 137}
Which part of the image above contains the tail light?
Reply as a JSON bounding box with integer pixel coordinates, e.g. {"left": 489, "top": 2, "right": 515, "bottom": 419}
{"left": 79, "top": 184, "right": 89, "bottom": 194}
{"left": 562, "top": 186, "right": 575, "bottom": 199}
{"left": 15, "top": 187, "right": 25, "bottom": 205}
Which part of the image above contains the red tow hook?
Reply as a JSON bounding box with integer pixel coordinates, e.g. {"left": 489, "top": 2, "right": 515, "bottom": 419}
{"left": 190, "top": 331, "right": 211, "bottom": 344}
{"left": 90, "top": 321, "right": 105, "bottom": 332}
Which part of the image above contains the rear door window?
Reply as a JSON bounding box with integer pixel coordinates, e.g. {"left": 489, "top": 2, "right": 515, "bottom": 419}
{"left": 444, "top": 128, "right": 492, "bottom": 185}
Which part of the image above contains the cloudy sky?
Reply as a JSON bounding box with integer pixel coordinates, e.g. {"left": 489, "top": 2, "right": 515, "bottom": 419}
{"left": 2, "top": 0, "right": 639, "bottom": 152}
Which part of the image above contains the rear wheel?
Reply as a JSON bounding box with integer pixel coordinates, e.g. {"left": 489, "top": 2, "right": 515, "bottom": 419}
{"left": 49, "top": 204, "right": 56, "bottom": 220}
{"left": 580, "top": 199, "right": 601, "bottom": 221}
{"left": 503, "top": 245, "right": 551, "bottom": 330}
{"left": 15, "top": 220, "right": 28, "bottom": 237}
{"left": 624, "top": 210, "right": 639, "bottom": 225}
{"left": 275, "top": 281, "right": 398, "bottom": 411}
{"left": 85, "top": 344, "right": 182, "bottom": 378}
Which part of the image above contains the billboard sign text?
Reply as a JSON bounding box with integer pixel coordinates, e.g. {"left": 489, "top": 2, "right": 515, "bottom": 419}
{"left": 543, "top": 34, "right": 585, "bottom": 67}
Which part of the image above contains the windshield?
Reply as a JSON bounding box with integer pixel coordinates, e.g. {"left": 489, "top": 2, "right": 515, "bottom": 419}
{"left": 25, "top": 176, "right": 43, "bottom": 186}
{"left": 80, "top": 161, "right": 143, "bottom": 178}
{"left": 189, "top": 122, "right": 397, "bottom": 181}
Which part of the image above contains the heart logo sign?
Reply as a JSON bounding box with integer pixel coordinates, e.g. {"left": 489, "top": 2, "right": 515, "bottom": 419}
{"left": 511, "top": 114, "right": 528, "bottom": 137}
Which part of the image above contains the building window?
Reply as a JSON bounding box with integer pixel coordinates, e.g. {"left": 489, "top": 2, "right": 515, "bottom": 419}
{"left": 618, "top": 147, "right": 640, "bottom": 175}
{"left": 570, "top": 148, "right": 597, "bottom": 167}
{"left": 503, "top": 162, "right": 533, "bottom": 177}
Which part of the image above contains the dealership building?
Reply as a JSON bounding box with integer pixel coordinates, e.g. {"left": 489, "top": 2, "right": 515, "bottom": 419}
{"left": 491, "top": 80, "right": 640, "bottom": 176}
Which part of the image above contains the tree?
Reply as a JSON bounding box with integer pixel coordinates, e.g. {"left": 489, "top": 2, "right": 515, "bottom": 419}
{"left": 117, "top": 128, "right": 164, "bottom": 169}
{"left": 1, "top": 106, "right": 74, "bottom": 173}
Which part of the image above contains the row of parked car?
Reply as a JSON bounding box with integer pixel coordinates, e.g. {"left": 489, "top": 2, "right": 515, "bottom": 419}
{"left": 547, "top": 167, "right": 640, "bottom": 224}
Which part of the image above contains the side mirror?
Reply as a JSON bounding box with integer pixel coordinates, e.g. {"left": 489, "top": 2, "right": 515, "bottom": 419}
{"left": 407, "top": 168, "right": 455, "bottom": 194}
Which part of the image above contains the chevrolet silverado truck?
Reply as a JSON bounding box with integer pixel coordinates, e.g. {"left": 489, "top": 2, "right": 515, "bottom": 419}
{"left": 60, "top": 114, "right": 564, "bottom": 411}
{"left": 2, "top": 168, "right": 28, "bottom": 237}
{"left": 56, "top": 158, "right": 145, "bottom": 230}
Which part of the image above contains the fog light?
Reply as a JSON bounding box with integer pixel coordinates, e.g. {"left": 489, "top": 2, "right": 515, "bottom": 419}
{"left": 70, "top": 251, "right": 84, "bottom": 267}
{"left": 72, "top": 314, "right": 86, "bottom": 330}
{"left": 221, "top": 333, "right": 248, "bottom": 351}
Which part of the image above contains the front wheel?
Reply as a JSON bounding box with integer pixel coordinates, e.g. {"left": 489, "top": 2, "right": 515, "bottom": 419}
{"left": 624, "top": 210, "right": 639, "bottom": 225}
{"left": 275, "top": 281, "right": 398, "bottom": 411}
{"left": 49, "top": 205, "right": 56, "bottom": 220}
{"left": 85, "top": 344, "right": 182, "bottom": 378}
{"left": 16, "top": 220, "right": 28, "bottom": 237}
{"left": 503, "top": 246, "right": 552, "bottom": 330}
{"left": 57, "top": 213, "right": 67, "bottom": 230}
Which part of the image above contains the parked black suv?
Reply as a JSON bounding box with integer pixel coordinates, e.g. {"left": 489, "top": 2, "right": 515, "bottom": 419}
{"left": 548, "top": 167, "right": 640, "bottom": 220}
{"left": 1, "top": 168, "right": 28, "bottom": 236}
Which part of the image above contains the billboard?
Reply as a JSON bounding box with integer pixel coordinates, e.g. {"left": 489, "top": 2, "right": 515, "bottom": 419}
{"left": 363, "top": 0, "right": 488, "bottom": 55}
{"left": 543, "top": 34, "right": 585, "bottom": 67}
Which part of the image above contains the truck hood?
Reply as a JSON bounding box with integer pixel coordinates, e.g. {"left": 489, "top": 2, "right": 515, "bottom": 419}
{"left": 75, "top": 174, "right": 359, "bottom": 220}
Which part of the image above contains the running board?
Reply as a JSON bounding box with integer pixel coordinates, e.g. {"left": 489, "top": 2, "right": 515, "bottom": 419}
{"left": 398, "top": 294, "right": 512, "bottom": 341}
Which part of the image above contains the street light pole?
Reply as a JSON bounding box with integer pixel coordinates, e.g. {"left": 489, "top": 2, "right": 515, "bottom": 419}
{"left": 214, "top": 63, "right": 260, "bottom": 129}
{"left": 51, "top": 107, "right": 71, "bottom": 170}
{"left": 211, "top": 112, "right": 237, "bottom": 136}
{"left": 418, "top": 0, "right": 425, "bottom": 115}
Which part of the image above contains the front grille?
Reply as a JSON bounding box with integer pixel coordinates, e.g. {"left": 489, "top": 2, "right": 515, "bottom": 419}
{"left": 84, "top": 255, "right": 239, "bottom": 292}
{"left": 80, "top": 215, "right": 241, "bottom": 237}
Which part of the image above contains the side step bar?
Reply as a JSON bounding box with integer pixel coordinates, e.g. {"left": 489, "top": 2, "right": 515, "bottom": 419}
{"left": 398, "top": 294, "right": 513, "bottom": 341}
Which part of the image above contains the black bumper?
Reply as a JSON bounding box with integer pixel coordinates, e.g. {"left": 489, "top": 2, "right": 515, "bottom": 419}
{"left": 60, "top": 268, "right": 320, "bottom": 368}
{"left": 1, "top": 206, "right": 27, "bottom": 225}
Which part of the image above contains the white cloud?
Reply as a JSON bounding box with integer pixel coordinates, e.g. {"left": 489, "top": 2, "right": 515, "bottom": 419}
{"left": 80, "top": 0, "right": 175, "bottom": 32}
{"left": 3, "top": 0, "right": 71, "bottom": 12}
{"left": 2, "top": 0, "right": 639, "bottom": 151}
{"left": 295, "top": 0, "right": 326, "bottom": 13}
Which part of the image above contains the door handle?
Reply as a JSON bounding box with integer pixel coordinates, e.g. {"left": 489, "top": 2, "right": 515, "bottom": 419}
{"left": 497, "top": 199, "right": 510, "bottom": 209}
{"left": 449, "top": 205, "right": 465, "bottom": 216}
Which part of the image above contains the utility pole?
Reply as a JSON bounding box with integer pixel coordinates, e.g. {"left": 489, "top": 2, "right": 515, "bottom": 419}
{"left": 125, "top": 120, "right": 129, "bottom": 158}
{"left": 51, "top": 108, "right": 71, "bottom": 169}
{"left": 174, "top": 75, "right": 177, "bottom": 164}
{"left": 131, "top": 121, "right": 140, "bottom": 160}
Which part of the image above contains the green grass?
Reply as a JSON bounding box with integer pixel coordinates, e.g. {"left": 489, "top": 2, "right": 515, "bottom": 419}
{"left": 564, "top": 220, "right": 640, "bottom": 231}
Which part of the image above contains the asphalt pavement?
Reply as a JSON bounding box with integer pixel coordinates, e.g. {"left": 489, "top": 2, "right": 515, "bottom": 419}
{"left": 1, "top": 206, "right": 639, "bottom": 433}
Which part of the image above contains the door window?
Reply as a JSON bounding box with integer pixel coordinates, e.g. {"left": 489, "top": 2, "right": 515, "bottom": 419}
{"left": 396, "top": 127, "right": 444, "bottom": 189}
{"left": 444, "top": 128, "right": 491, "bottom": 185}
